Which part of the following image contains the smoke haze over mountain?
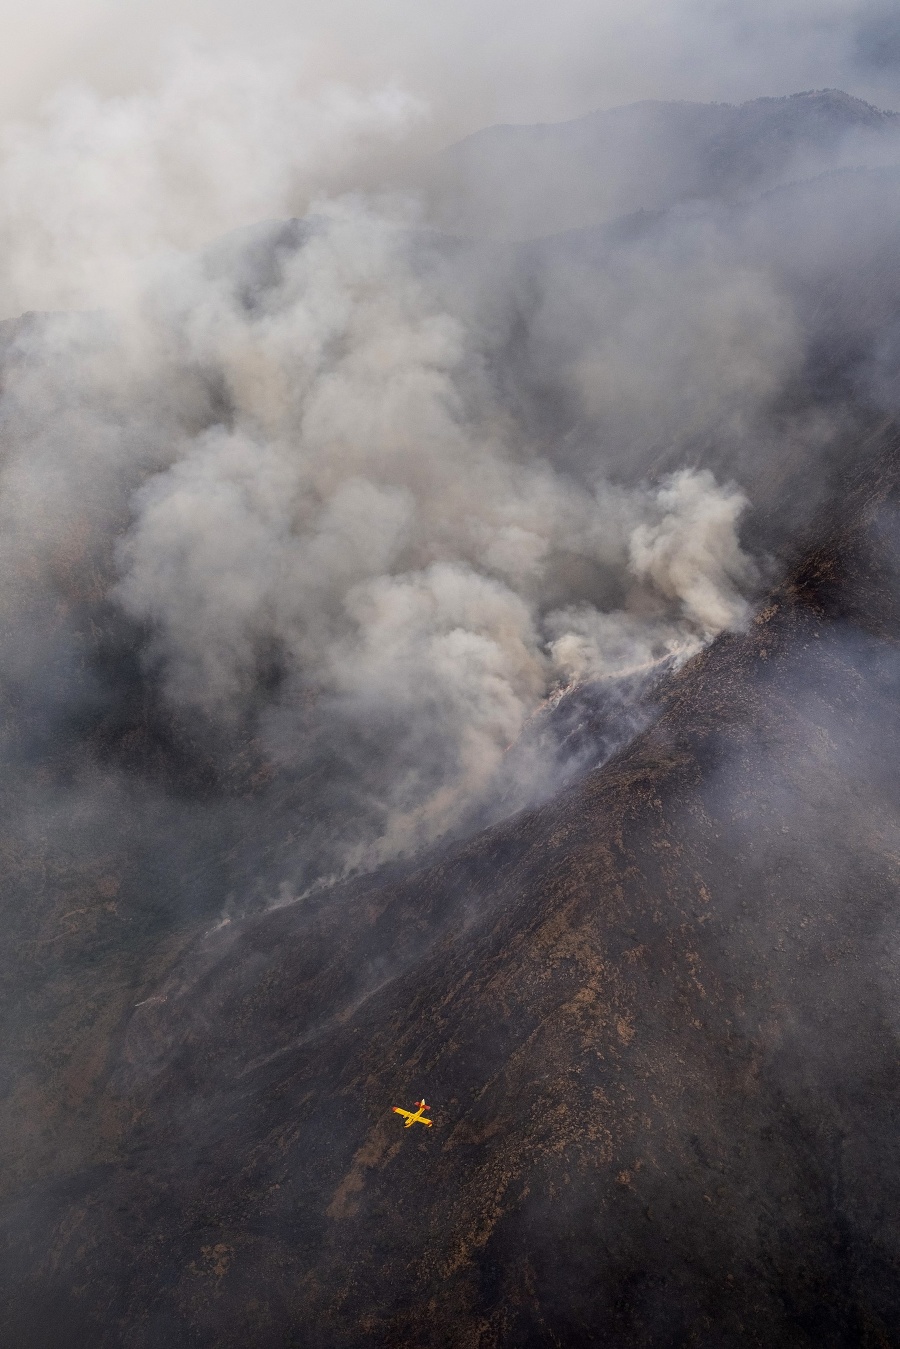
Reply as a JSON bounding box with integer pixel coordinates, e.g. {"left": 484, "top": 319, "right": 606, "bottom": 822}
{"left": 6, "top": 0, "right": 900, "bottom": 135}
{"left": 0, "top": 191, "right": 769, "bottom": 880}
{"left": 3, "top": 2, "right": 900, "bottom": 1343}
{"left": 0, "top": 32, "right": 899, "bottom": 996}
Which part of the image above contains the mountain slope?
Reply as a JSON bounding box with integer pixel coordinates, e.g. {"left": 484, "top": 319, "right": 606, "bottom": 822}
{"left": 5, "top": 429, "right": 900, "bottom": 1347}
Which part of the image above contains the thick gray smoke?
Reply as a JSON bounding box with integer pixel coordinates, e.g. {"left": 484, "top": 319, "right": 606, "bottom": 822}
{"left": 0, "top": 49, "right": 899, "bottom": 899}
{"left": 0, "top": 196, "right": 758, "bottom": 875}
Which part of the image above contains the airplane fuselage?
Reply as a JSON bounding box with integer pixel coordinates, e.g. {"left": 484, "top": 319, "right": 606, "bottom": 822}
{"left": 393, "top": 1099, "right": 433, "bottom": 1128}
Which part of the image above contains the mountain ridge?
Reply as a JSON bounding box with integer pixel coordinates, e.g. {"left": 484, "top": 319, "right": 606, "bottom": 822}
{"left": 423, "top": 88, "right": 900, "bottom": 239}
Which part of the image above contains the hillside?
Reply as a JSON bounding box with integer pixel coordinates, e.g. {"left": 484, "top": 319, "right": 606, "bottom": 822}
{"left": 4, "top": 426, "right": 900, "bottom": 1346}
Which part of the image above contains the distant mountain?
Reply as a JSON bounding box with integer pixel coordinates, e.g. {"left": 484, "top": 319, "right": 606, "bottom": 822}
{"left": 423, "top": 89, "right": 900, "bottom": 238}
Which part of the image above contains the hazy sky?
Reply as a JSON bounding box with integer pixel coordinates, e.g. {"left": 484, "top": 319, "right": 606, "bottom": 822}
{"left": 1, "top": 0, "right": 900, "bottom": 140}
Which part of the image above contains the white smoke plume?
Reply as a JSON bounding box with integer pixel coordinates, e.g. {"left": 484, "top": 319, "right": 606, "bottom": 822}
{"left": 35, "top": 35, "right": 900, "bottom": 887}
{"left": 0, "top": 45, "right": 421, "bottom": 316}
{"left": 0, "top": 177, "right": 760, "bottom": 870}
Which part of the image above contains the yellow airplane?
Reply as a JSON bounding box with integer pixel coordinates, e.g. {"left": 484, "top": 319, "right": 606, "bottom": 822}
{"left": 392, "top": 1098, "right": 432, "bottom": 1128}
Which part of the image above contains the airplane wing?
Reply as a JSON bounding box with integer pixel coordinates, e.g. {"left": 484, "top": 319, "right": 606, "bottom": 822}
{"left": 393, "top": 1107, "right": 413, "bottom": 1120}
